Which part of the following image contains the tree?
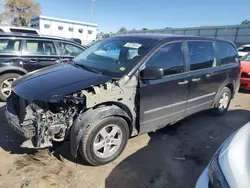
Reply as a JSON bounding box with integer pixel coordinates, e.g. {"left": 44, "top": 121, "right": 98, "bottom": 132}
{"left": 241, "top": 19, "right": 250, "bottom": 25}
{"left": 118, "top": 27, "right": 127, "bottom": 33}
{"left": 0, "top": 0, "right": 41, "bottom": 26}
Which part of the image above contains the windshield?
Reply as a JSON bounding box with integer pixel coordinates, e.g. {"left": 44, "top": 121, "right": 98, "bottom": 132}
{"left": 87, "top": 39, "right": 101, "bottom": 47}
{"left": 73, "top": 37, "right": 158, "bottom": 78}
{"left": 241, "top": 53, "right": 250, "bottom": 61}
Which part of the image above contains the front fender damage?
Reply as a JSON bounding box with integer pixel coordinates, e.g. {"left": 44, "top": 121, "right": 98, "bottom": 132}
{"left": 70, "top": 75, "right": 138, "bottom": 157}
{"left": 10, "top": 75, "right": 138, "bottom": 158}
{"left": 70, "top": 105, "right": 131, "bottom": 157}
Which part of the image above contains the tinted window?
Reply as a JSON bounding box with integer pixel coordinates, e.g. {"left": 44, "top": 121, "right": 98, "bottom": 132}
{"left": 26, "top": 40, "right": 57, "bottom": 55}
{"left": 188, "top": 42, "right": 215, "bottom": 70}
{"left": 58, "top": 26, "right": 63, "bottom": 30}
{"left": 217, "top": 41, "right": 237, "bottom": 65}
{"left": 146, "top": 43, "right": 184, "bottom": 76}
{"left": 58, "top": 42, "right": 83, "bottom": 56}
{"left": 0, "top": 39, "right": 21, "bottom": 53}
{"left": 79, "top": 28, "right": 83, "bottom": 33}
{"left": 44, "top": 24, "right": 50, "bottom": 29}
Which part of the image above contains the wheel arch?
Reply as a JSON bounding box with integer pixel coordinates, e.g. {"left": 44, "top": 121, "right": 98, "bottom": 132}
{"left": 0, "top": 67, "right": 27, "bottom": 77}
{"left": 213, "top": 79, "right": 235, "bottom": 107}
{"left": 93, "top": 102, "right": 134, "bottom": 125}
{"left": 225, "top": 83, "right": 234, "bottom": 96}
{"left": 70, "top": 104, "right": 132, "bottom": 158}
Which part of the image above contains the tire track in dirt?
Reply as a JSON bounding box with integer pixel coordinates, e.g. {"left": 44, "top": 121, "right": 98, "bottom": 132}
{"left": 1, "top": 150, "right": 73, "bottom": 188}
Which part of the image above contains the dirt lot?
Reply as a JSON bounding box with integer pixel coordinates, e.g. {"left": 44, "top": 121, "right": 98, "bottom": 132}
{"left": 0, "top": 92, "right": 250, "bottom": 188}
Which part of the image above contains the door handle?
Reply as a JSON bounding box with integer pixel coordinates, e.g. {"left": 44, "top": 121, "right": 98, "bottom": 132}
{"left": 178, "top": 80, "right": 188, "bottom": 85}
{"left": 192, "top": 78, "right": 201, "bottom": 82}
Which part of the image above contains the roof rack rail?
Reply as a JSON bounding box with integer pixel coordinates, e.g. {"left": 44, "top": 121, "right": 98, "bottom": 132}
{"left": 0, "top": 32, "right": 77, "bottom": 42}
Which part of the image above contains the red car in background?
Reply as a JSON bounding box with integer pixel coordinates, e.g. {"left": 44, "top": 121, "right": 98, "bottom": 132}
{"left": 240, "top": 53, "right": 250, "bottom": 90}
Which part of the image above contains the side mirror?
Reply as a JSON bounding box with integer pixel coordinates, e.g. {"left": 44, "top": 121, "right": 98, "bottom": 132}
{"left": 140, "top": 67, "right": 164, "bottom": 80}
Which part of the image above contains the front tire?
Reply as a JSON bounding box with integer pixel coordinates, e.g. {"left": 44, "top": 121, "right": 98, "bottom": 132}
{"left": 212, "top": 87, "right": 232, "bottom": 116}
{"left": 79, "top": 116, "right": 129, "bottom": 166}
{"left": 0, "top": 73, "right": 21, "bottom": 101}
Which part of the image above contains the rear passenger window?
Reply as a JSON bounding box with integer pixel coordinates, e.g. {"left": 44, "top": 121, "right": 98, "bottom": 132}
{"left": 188, "top": 42, "right": 215, "bottom": 71}
{"left": 217, "top": 41, "right": 237, "bottom": 65}
{"left": 0, "top": 39, "right": 21, "bottom": 53}
{"left": 26, "top": 41, "right": 38, "bottom": 53}
{"left": 26, "top": 40, "right": 57, "bottom": 55}
{"left": 146, "top": 42, "right": 184, "bottom": 76}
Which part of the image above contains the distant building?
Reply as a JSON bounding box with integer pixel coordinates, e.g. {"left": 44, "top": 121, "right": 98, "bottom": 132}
{"left": 30, "top": 15, "right": 98, "bottom": 42}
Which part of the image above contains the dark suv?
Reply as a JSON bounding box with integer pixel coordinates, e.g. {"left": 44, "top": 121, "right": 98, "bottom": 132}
{"left": 0, "top": 33, "right": 85, "bottom": 101}
{"left": 5, "top": 34, "right": 240, "bottom": 166}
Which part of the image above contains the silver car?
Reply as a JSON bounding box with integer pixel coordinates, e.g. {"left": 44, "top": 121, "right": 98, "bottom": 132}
{"left": 196, "top": 122, "right": 250, "bottom": 188}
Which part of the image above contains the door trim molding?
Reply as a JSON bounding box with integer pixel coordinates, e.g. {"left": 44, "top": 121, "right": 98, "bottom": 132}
{"left": 144, "top": 100, "right": 186, "bottom": 115}
{"left": 141, "top": 109, "right": 185, "bottom": 125}
{"left": 143, "top": 92, "right": 216, "bottom": 115}
{"left": 186, "top": 100, "right": 213, "bottom": 111}
{"left": 187, "top": 92, "right": 216, "bottom": 103}
{"left": 141, "top": 99, "right": 214, "bottom": 126}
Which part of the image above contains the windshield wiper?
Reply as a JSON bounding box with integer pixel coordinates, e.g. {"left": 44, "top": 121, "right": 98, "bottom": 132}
{"left": 72, "top": 61, "right": 101, "bottom": 74}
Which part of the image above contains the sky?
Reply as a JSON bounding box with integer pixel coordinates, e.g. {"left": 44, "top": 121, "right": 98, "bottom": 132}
{"left": 1, "top": 0, "right": 250, "bottom": 33}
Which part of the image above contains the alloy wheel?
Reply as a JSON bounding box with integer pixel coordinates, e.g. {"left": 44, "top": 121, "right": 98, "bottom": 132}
{"left": 1, "top": 78, "right": 15, "bottom": 98}
{"left": 93, "top": 124, "right": 123, "bottom": 158}
{"left": 218, "top": 92, "right": 229, "bottom": 110}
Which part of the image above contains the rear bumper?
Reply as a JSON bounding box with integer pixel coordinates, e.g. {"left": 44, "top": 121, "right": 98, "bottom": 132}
{"left": 240, "top": 77, "right": 250, "bottom": 90}
{"left": 5, "top": 98, "right": 35, "bottom": 139}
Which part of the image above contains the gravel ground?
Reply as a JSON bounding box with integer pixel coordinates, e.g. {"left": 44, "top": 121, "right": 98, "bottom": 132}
{"left": 0, "top": 92, "right": 250, "bottom": 188}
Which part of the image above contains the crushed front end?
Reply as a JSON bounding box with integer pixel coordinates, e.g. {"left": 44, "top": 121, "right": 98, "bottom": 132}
{"left": 5, "top": 91, "right": 83, "bottom": 148}
{"left": 5, "top": 77, "right": 138, "bottom": 155}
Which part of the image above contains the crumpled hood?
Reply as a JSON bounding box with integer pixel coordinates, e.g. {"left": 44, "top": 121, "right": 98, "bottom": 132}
{"left": 12, "top": 63, "right": 111, "bottom": 102}
{"left": 218, "top": 122, "right": 250, "bottom": 188}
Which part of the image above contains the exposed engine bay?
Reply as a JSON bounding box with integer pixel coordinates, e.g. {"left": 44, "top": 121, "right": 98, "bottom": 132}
{"left": 8, "top": 76, "right": 137, "bottom": 149}
{"left": 29, "top": 98, "right": 80, "bottom": 148}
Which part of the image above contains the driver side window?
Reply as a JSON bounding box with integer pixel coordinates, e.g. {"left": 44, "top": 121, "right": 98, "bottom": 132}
{"left": 146, "top": 42, "right": 184, "bottom": 76}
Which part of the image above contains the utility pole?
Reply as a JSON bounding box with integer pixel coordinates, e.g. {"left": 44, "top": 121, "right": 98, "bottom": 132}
{"left": 91, "top": 0, "right": 95, "bottom": 23}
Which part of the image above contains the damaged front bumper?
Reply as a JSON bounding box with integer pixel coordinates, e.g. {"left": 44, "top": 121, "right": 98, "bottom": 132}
{"left": 5, "top": 98, "right": 35, "bottom": 139}
{"left": 5, "top": 92, "right": 80, "bottom": 149}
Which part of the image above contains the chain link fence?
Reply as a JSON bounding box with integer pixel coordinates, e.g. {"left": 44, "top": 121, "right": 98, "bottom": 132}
{"left": 116, "top": 24, "right": 250, "bottom": 47}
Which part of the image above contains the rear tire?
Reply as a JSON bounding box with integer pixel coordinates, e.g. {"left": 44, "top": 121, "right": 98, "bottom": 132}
{"left": 0, "top": 73, "right": 21, "bottom": 101}
{"left": 212, "top": 87, "right": 232, "bottom": 116}
{"left": 79, "top": 116, "right": 129, "bottom": 166}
